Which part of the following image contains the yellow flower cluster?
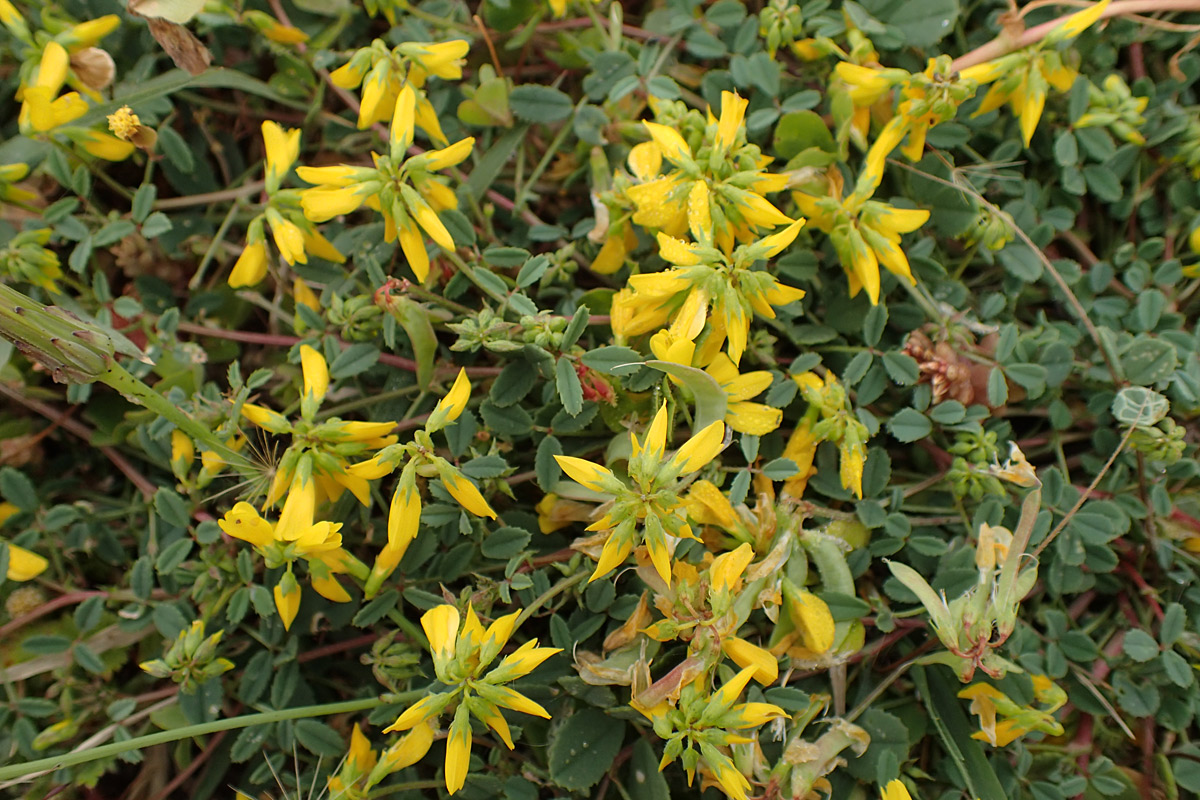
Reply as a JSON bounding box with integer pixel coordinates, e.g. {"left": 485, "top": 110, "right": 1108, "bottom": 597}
{"left": 603, "top": 92, "right": 807, "bottom": 366}
{"left": 385, "top": 604, "right": 560, "bottom": 794}
{"left": 295, "top": 42, "right": 473, "bottom": 283}
{"left": 555, "top": 402, "right": 724, "bottom": 586}
{"left": 782, "top": 370, "right": 869, "bottom": 499}
{"left": 4, "top": 5, "right": 132, "bottom": 160}
{"left": 228, "top": 122, "right": 346, "bottom": 287}
{"left": 344, "top": 369, "right": 497, "bottom": 595}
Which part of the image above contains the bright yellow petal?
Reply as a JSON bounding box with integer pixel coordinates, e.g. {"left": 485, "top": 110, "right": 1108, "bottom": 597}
{"left": 722, "top": 637, "right": 778, "bottom": 685}
{"left": 299, "top": 344, "right": 329, "bottom": 402}
{"left": 670, "top": 421, "right": 724, "bottom": 474}
{"left": 442, "top": 471, "right": 497, "bottom": 519}
{"left": 6, "top": 542, "right": 47, "bottom": 581}
{"left": 715, "top": 91, "right": 748, "bottom": 151}
{"left": 422, "top": 604, "right": 460, "bottom": 660}
{"left": 643, "top": 121, "right": 692, "bottom": 163}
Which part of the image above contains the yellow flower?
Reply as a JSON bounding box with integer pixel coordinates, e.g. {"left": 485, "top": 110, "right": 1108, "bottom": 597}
{"left": 400, "top": 41, "right": 470, "bottom": 80}
{"left": 267, "top": 210, "right": 307, "bottom": 266}
{"left": 625, "top": 221, "right": 805, "bottom": 364}
{"left": 386, "top": 604, "right": 560, "bottom": 794}
{"left": 881, "top": 779, "right": 913, "bottom": 800}
{"left": 623, "top": 92, "right": 792, "bottom": 249}
{"left": 262, "top": 121, "right": 301, "bottom": 191}
{"left": 68, "top": 129, "right": 135, "bottom": 161}
{"left": 555, "top": 404, "right": 723, "bottom": 585}
{"left": 5, "top": 541, "right": 48, "bottom": 581}
{"left": 964, "top": 0, "right": 1107, "bottom": 151}
{"left": 229, "top": 241, "right": 268, "bottom": 287}
{"left": 170, "top": 429, "right": 193, "bottom": 478}
{"left": 217, "top": 498, "right": 362, "bottom": 629}
{"left": 705, "top": 353, "right": 782, "bottom": 435}
{"left": 796, "top": 172, "right": 928, "bottom": 305}
{"left": 299, "top": 344, "right": 329, "bottom": 403}
{"left": 274, "top": 571, "right": 301, "bottom": 630}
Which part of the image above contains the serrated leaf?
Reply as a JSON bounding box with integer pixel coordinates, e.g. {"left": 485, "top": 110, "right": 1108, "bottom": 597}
{"left": 1122, "top": 629, "right": 1159, "bottom": 662}
{"left": 881, "top": 352, "right": 919, "bottom": 386}
{"left": 329, "top": 344, "right": 379, "bottom": 380}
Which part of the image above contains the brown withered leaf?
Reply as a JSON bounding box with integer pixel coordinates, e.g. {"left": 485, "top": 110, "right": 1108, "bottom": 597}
{"left": 144, "top": 17, "right": 211, "bottom": 75}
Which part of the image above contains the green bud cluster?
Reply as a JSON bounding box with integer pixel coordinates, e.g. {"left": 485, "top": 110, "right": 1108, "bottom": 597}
{"left": 139, "top": 621, "right": 234, "bottom": 692}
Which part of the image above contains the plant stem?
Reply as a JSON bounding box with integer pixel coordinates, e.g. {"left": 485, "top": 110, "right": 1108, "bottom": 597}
{"left": 99, "top": 361, "right": 256, "bottom": 475}
{"left": 951, "top": 0, "right": 1200, "bottom": 72}
{"left": 0, "top": 695, "right": 413, "bottom": 782}
{"left": 515, "top": 571, "right": 588, "bottom": 628}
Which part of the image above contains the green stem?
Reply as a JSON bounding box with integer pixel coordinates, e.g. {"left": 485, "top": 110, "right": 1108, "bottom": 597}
{"left": 0, "top": 695, "right": 410, "bottom": 782}
{"left": 189, "top": 200, "right": 242, "bottom": 290}
{"left": 514, "top": 571, "right": 588, "bottom": 629}
{"left": 444, "top": 251, "right": 511, "bottom": 307}
{"left": 512, "top": 100, "right": 583, "bottom": 216}
{"left": 99, "top": 361, "right": 255, "bottom": 476}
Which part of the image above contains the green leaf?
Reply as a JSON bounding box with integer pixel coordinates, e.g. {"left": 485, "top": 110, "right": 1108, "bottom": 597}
{"left": 1122, "top": 629, "right": 1159, "bottom": 662}
{"left": 536, "top": 435, "right": 563, "bottom": 491}
{"left": 773, "top": 110, "right": 835, "bottom": 160}
{"left": 987, "top": 367, "right": 1008, "bottom": 406}
{"left": 155, "top": 538, "right": 193, "bottom": 574}
{"left": 1110, "top": 386, "right": 1169, "bottom": 426}
{"left": 626, "top": 738, "right": 670, "bottom": 800}
{"left": 929, "top": 400, "right": 966, "bottom": 425}
{"left": 329, "top": 344, "right": 379, "bottom": 380}
{"left": 293, "top": 719, "right": 345, "bottom": 757}
{"left": 483, "top": 247, "right": 531, "bottom": 267}
{"left": 913, "top": 666, "right": 1006, "bottom": 800}
{"left": 1054, "top": 130, "right": 1078, "bottom": 166}
{"left": 561, "top": 307, "right": 590, "bottom": 350}
{"left": 881, "top": 352, "right": 919, "bottom": 386}
{"left": 491, "top": 361, "right": 538, "bottom": 407}
{"left": 887, "top": 409, "right": 932, "bottom": 443}
{"left": 874, "top": 0, "right": 959, "bottom": 46}
{"left": 762, "top": 458, "right": 798, "bottom": 480}
{"left": 1120, "top": 336, "right": 1178, "bottom": 385}
{"left": 555, "top": 357, "right": 584, "bottom": 417}
{"left": 0, "top": 467, "right": 37, "bottom": 510}
{"left": 1160, "top": 602, "right": 1187, "bottom": 645}
{"left": 509, "top": 85, "right": 574, "bottom": 123}
{"left": 392, "top": 297, "right": 437, "bottom": 391}
{"left": 231, "top": 724, "right": 271, "bottom": 763}
{"left": 997, "top": 241, "right": 1043, "bottom": 282}
{"left": 581, "top": 346, "right": 643, "bottom": 375}
{"left": 642, "top": 360, "right": 727, "bottom": 432}
{"left": 1005, "top": 363, "right": 1047, "bottom": 398}
{"left": 483, "top": 526, "right": 531, "bottom": 559}
{"left": 549, "top": 709, "right": 625, "bottom": 790}
{"left": 469, "top": 125, "right": 528, "bottom": 201}
{"left": 862, "top": 303, "right": 888, "bottom": 347}
{"left": 516, "top": 254, "right": 550, "bottom": 287}
{"left": 154, "top": 488, "right": 191, "bottom": 528}
{"left": 845, "top": 707, "right": 908, "bottom": 782}
{"left": 73, "top": 642, "right": 108, "bottom": 675}
{"left": 1162, "top": 650, "right": 1194, "bottom": 688}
